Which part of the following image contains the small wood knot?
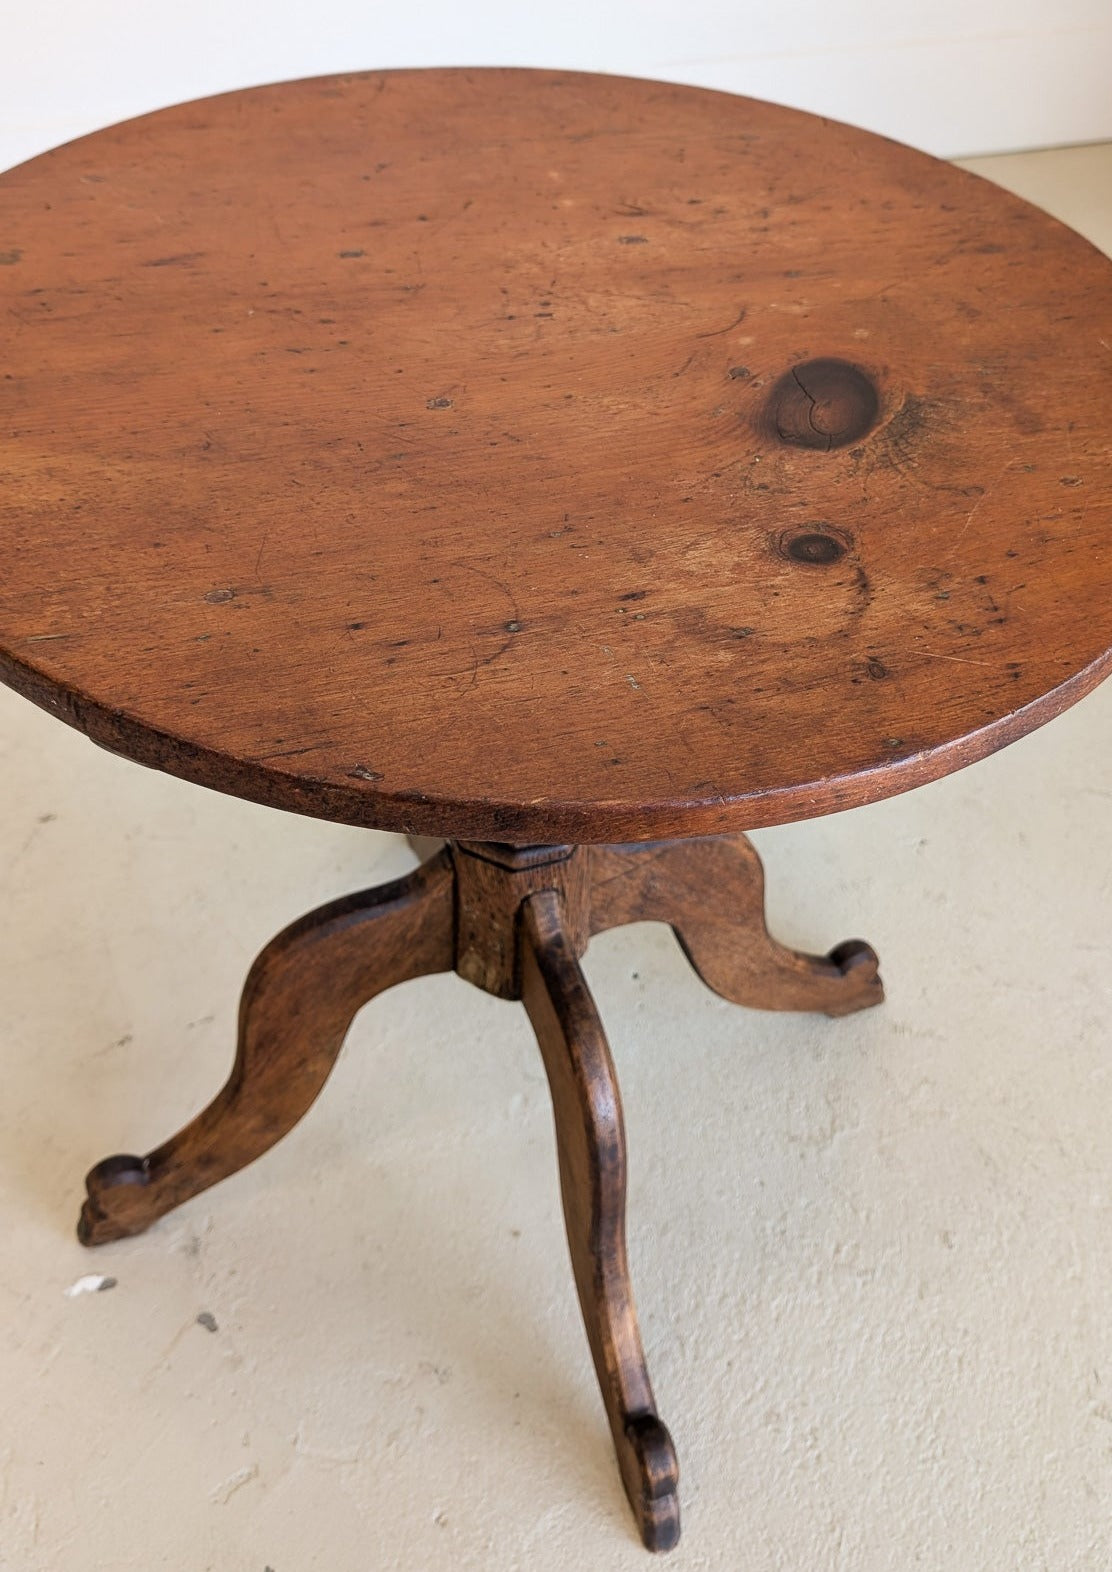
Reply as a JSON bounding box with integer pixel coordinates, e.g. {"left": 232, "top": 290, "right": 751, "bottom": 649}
{"left": 777, "top": 527, "right": 851, "bottom": 565}
{"left": 762, "top": 358, "right": 879, "bottom": 450}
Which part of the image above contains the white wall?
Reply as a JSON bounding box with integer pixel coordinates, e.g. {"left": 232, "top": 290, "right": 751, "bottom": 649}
{"left": 2, "top": 0, "right": 1110, "bottom": 173}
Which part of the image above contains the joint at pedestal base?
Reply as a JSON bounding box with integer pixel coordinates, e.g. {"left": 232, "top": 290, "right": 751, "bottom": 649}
{"left": 451, "top": 841, "right": 589, "bottom": 999}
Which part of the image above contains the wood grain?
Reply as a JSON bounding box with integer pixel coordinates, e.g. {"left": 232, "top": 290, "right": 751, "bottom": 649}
{"left": 521, "top": 887, "right": 680, "bottom": 1552}
{"left": 591, "top": 836, "right": 882, "bottom": 1016}
{"left": 79, "top": 847, "right": 455, "bottom": 1244}
{"left": 452, "top": 840, "right": 588, "bottom": 998}
{"left": 1, "top": 69, "right": 1110, "bottom": 843}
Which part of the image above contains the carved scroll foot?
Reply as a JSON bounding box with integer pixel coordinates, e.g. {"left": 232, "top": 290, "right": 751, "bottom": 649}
{"left": 521, "top": 888, "right": 680, "bottom": 1552}
{"left": 590, "top": 835, "right": 883, "bottom": 1019}
{"left": 78, "top": 849, "right": 455, "bottom": 1245}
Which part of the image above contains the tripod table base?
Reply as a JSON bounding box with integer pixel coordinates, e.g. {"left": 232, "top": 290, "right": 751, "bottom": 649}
{"left": 77, "top": 834, "right": 882, "bottom": 1552}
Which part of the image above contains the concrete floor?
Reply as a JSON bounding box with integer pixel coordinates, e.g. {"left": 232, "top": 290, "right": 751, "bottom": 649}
{"left": 1, "top": 142, "right": 1110, "bottom": 1572}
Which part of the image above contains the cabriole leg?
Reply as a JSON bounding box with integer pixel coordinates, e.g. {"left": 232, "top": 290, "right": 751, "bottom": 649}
{"left": 590, "top": 836, "right": 882, "bottom": 1018}
{"left": 520, "top": 887, "right": 680, "bottom": 1552}
{"left": 78, "top": 849, "right": 455, "bottom": 1244}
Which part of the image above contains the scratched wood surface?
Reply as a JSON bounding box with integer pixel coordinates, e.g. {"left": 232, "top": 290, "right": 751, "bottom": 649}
{"left": 1, "top": 68, "right": 1110, "bottom": 844}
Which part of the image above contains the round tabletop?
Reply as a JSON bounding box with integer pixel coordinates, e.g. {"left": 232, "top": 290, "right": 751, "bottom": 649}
{"left": 1, "top": 69, "right": 1110, "bottom": 843}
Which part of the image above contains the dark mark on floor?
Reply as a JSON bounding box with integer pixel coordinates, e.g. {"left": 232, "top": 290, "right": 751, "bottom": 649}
{"left": 196, "top": 1312, "right": 218, "bottom": 1333}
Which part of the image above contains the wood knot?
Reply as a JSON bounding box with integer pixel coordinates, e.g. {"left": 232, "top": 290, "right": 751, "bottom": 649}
{"left": 776, "top": 526, "right": 852, "bottom": 565}
{"left": 762, "top": 358, "right": 879, "bottom": 450}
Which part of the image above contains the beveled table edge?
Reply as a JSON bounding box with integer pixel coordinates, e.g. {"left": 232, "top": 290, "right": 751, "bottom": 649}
{"left": 3, "top": 642, "right": 1109, "bottom": 845}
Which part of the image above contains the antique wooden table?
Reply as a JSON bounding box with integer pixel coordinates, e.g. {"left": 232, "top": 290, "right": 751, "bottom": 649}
{"left": 1, "top": 69, "right": 1110, "bottom": 1551}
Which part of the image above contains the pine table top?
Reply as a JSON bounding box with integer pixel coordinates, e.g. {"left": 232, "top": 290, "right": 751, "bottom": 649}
{"left": 1, "top": 68, "right": 1110, "bottom": 842}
